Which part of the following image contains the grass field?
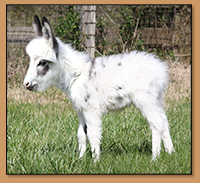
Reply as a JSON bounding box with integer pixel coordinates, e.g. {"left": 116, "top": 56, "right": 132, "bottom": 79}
{"left": 7, "top": 59, "right": 191, "bottom": 174}
{"left": 7, "top": 88, "right": 191, "bottom": 174}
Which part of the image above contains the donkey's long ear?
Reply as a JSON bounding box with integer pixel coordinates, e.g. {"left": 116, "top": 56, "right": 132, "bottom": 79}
{"left": 41, "top": 17, "right": 58, "bottom": 58}
{"left": 33, "top": 15, "right": 43, "bottom": 37}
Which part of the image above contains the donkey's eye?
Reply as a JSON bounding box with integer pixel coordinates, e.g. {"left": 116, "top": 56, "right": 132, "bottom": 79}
{"left": 38, "top": 61, "right": 47, "bottom": 67}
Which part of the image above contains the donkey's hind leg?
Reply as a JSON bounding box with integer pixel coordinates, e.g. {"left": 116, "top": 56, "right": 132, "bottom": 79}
{"left": 133, "top": 92, "right": 166, "bottom": 160}
{"left": 161, "top": 113, "right": 175, "bottom": 154}
{"left": 150, "top": 107, "right": 174, "bottom": 159}
{"left": 134, "top": 90, "right": 175, "bottom": 159}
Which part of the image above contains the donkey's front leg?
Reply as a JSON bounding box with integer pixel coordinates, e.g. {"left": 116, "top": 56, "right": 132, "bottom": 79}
{"left": 83, "top": 111, "right": 102, "bottom": 162}
{"left": 77, "top": 112, "right": 87, "bottom": 158}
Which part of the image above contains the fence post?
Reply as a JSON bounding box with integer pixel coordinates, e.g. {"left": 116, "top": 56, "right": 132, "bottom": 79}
{"left": 81, "top": 5, "right": 96, "bottom": 58}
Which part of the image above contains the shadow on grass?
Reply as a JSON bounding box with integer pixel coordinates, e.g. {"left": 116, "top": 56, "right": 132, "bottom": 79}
{"left": 102, "top": 140, "right": 152, "bottom": 157}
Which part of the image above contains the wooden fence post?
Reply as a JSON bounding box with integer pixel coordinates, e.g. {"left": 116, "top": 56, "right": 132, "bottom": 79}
{"left": 80, "top": 5, "right": 96, "bottom": 58}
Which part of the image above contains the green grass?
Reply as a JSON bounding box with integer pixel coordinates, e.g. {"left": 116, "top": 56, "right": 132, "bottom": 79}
{"left": 7, "top": 97, "right": 191, "bottom": 174}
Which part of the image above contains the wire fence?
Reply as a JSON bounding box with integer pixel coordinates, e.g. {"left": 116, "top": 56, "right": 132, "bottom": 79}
{"left": 7, "top": 5, "right": 191, "bottom": 86}
{"left": 95, "top": 5, "right": 191, "bottom": 62}
{"left": 7, "top": 5, "right": 191, "bottom": 58}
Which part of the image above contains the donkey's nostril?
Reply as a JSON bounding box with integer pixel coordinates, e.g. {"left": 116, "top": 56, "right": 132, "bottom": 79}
{"left": 25, "top": 82, "right": 30, "bottom": 87}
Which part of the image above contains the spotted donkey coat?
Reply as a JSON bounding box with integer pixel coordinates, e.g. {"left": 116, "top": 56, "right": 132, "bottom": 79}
{"left": 24, "top": 15, "right": 175, "bottom": 162}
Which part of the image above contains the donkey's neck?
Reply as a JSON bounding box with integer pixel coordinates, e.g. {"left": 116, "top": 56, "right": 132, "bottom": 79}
{"left": 56, "top": 39, "right": 90, "bottom": 97}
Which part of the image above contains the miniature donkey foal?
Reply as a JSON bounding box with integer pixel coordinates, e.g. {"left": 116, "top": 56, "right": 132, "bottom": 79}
{"left": 24, "top": 15, "right": 175, "bottom": 162}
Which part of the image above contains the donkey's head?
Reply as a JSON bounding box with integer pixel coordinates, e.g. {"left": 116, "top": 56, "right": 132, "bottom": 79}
{"left": 23, "top": 15, "right": 59, "bottom": 92}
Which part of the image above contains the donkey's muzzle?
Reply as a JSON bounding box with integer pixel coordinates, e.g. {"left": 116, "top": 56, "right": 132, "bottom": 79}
{"left": 24, "top": 82, "right": 36, "bottom": 91}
